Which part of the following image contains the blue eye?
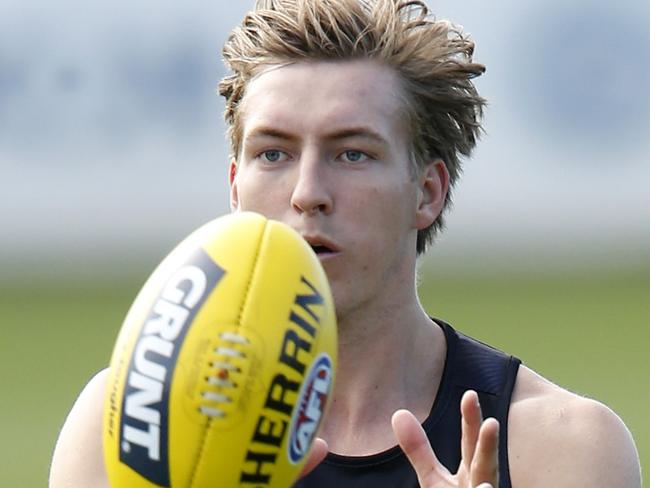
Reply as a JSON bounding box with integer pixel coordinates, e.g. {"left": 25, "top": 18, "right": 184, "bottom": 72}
{"left": 342, "top": 150, "right": 368, "bottom": 163}
{"left": 262, "top": 150, "right": 283, "bottom": 162}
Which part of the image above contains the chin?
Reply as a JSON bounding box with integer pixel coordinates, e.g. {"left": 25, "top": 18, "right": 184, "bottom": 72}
{"left": 329, "top": 285, "right": 368, "bottom": 325}
{"left": 324, "top": 267, "right": 374, "bottom": 323}
{"left": 328, "top": 284, "right": 349, "bottom": 321}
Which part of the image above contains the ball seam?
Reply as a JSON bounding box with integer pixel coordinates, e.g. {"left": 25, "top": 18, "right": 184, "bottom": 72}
{"left": 187, "top": 217, "right": 268, "bottom": 488}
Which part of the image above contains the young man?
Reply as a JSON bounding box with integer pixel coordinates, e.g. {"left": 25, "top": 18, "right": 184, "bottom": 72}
{"left": 50, "top": 1, "right": 641, "bottom": 487}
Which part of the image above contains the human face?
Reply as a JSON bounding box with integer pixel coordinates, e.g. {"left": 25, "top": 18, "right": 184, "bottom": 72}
{"left": 229, "top": 60, "right": 441, "bottom": 319}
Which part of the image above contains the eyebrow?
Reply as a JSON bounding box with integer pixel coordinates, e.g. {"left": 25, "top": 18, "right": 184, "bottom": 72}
{"left": 323, "top": 127, "right": 388, "bottom": 146}
{"left": 244, "top": 127, "right": 299, "bottom": 143}
{"left": 244, "top": 126, "right": 389, "bottom": 146}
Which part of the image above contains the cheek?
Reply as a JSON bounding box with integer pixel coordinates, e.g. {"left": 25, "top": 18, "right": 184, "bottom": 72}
{"left": 345, "top": 185, "right": 413, "bottom": 257}
{"left": 235, "top": 172, "right": 292, "bottom": 218}
{"left": 367, "top": 182, "right": 417, "bottom": 230}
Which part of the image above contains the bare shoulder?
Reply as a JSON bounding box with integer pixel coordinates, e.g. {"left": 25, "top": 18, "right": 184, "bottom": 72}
{"left": 49, "top": 368, "right": 109, "bottom": 488}
{"left": 507, "top": 365, "right": 641, "bottom": 488}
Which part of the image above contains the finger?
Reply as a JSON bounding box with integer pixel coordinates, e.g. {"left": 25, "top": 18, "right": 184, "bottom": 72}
{"left": 299, "top": 437, "right": 328, "bottom": 479}
{"left": 392, "top": 409, "right": 448, "bottom": 484}
{"left": 460, "top": 390, "right": 483, "bottom": 470}
{"left": 470, "top": 417, "right": 499, "bottom": 488}
{"left": 475, "top": 484, "right": 494, "bottom": 488}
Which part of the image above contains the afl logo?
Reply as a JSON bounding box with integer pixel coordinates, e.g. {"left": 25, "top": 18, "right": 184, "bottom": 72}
{"left": 287, "top": 353, "right": 333, "bottom": 464}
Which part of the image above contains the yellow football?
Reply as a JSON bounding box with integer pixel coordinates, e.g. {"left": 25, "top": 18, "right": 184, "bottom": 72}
{"left": 103, "top": 212, "right": 337, "bottom": 487}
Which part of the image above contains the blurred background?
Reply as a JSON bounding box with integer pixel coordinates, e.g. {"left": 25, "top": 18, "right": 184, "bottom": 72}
{"left": 1, "top": 0, "right": 648, "bottom": 485}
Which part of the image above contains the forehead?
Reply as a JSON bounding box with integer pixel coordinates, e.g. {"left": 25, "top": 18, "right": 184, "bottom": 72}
{"left": 239, "top": 60, "right": 408, "bottom": 143}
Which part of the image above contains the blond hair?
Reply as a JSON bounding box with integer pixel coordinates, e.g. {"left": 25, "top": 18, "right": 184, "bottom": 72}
{"left": 219, "top": 0, "right": 486, "bottom": 254}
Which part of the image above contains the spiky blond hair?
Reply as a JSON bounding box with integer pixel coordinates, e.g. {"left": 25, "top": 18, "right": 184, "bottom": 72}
{"left": 219, "top": 0, "right": 486, "bottom": 254}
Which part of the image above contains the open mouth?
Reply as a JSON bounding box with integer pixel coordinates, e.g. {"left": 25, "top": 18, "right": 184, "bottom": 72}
{"left": 310, "top": 244, "right": 334, "bottom": 255}
{"left": 302, "top": 235, "right": 340, "bottom": 258}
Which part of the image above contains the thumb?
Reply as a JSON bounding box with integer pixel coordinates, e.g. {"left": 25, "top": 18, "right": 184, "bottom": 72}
{"left": 299, "top": 437, "right": 328, "bottom": 479}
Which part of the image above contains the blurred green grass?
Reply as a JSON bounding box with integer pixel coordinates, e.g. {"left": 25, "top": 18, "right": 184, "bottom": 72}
{"left": 1, "top": 267, "right": 647, "bottom": 486}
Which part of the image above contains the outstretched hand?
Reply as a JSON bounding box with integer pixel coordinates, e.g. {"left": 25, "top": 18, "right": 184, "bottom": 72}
{"left": 392, "top": 390, "right": 499, "bottom": 488}
{"left": 299, "top": 437, "right": 329, "bottom": 479}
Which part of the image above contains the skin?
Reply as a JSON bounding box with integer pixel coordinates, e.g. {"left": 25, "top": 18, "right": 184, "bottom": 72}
{"left": 230, "top": 59, "right": 449, "bottom": 456}
{"left": 49, "top": 59, "right": 641, "bottom": 488}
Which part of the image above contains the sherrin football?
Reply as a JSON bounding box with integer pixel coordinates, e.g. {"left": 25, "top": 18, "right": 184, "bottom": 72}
{"left": 103, "top": 212, "right": 337, "bottom": 487}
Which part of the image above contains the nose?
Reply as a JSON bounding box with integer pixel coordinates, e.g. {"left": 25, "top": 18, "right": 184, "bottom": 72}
{"left": 290, "top": 152, "right": 333, "bottom": 216}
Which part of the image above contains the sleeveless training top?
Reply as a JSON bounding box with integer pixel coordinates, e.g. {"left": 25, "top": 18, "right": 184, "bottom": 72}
{"left": 294, "top": 319, "right": 521, "bottom": 488}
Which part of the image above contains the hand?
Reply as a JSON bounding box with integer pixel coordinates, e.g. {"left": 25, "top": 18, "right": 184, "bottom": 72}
{"left": 392, "top": 390, "right": 499, "bottom": 488}
{"left": 299, "top": 437, "right": 329, "bottom": 479}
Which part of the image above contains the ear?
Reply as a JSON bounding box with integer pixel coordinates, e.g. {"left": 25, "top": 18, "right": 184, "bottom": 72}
{"left": 414, "top": 159, "right": 449, "bottom": 230}
{"left": 228, "top": 158, "right": 240, "bottom": 211}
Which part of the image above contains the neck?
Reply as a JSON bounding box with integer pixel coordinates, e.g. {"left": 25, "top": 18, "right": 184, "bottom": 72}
{"left": 321, "top": 285, "right": 447, "bottom": 455}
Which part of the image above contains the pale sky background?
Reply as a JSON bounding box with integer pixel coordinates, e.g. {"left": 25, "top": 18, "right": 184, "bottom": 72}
{"left": 1, "top": 0, "right": 649, "bottom": 279}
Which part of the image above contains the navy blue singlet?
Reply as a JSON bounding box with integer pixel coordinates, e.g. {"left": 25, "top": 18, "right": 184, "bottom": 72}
{"left": 295, "top": 319, "right": 521, "bottom": 488}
